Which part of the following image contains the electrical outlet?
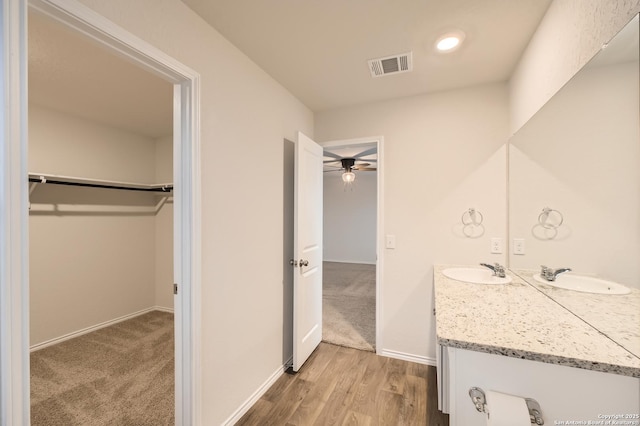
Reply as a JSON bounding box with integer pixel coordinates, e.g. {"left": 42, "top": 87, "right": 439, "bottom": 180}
{"left": 490, "top": 237, "right": 503, "bottom": 254}
{"left": 513, "top": 238, "right": 525, "bottom": 255}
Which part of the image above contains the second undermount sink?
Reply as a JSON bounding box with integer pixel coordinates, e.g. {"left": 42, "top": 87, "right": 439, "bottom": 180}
{"left": 533, "top": 273, "right": 630, "bottom": 295}
{"left": 442, "top": 267, "right": 512, "bottom": 285}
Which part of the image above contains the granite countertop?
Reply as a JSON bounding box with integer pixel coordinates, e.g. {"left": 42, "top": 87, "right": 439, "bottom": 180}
{"left": 434, "top": 264, "right": 640, "bottom": 378}
{"left": 512, "top": 269, "right": 640, "bottom": 359}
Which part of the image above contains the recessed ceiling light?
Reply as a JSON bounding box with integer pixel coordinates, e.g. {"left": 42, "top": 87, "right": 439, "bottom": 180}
{"left": 435, "top": 31, "right": 466, "bottom": 53}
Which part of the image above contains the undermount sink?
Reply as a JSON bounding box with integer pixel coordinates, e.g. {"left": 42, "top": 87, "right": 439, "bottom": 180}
{"left": 442, "top": 267, "right": 512, "bottom": 285}
{"left": 533, "top": 273, "right": 630, "bottom": 295}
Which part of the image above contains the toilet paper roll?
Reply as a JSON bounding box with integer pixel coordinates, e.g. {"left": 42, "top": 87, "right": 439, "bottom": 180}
{"left": 485, "top": 390, "right": 531, "bottom": 426}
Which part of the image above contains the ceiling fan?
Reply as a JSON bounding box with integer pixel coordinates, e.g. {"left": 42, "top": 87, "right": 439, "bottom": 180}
{"left": 323, "top": 147, "right": 377, "bottom": 183}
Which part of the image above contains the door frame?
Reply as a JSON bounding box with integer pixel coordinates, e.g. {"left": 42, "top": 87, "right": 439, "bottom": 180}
{"left": 320, "top": 136, "right": 384, "bottom": 353}
{"left": 0, "top": 0, "right": 202, "bottom": 424}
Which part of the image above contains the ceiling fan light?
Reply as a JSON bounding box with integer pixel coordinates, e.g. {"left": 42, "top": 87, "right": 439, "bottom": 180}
{"left": 342, "top": 172, "right": 355, "bottom": 183}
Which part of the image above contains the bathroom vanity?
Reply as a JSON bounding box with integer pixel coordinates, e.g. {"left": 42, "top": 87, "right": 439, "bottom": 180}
{"left": 434, "top": 265, "right": 640, "bottom": 426}
{"left": 433, "top": 11, "right": 640, "bottom": 426}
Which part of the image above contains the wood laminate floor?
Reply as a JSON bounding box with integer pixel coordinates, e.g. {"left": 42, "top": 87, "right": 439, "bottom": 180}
{"left": 236, "top": 343, "right": 449, "bottom": 426}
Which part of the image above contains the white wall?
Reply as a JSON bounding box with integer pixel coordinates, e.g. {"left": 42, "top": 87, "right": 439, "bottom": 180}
{"left": 316, "top": 83, "right": 509, "bottom": 362}
{"left": 323, "top": 171, "right": 376, "bottom": 264}
{"left": 73, "top": 0, "right": 314, "bottom": 423}
{"left": 508, "top": 0, "right": 640, "bottom": 290}
{"left": 29, "top": 105, "right": 158, "bottom": 183}
{"left": 29, "top": 105, "right": 165, "bottom": 345}
{"left": 509, "top": 0, "right": 640, "bottom": 133}
{"left": 155, "top": 135, "right": 174, "bottom": 309}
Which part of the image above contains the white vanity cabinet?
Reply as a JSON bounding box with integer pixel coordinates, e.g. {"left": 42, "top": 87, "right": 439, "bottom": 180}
{"left": 440, "top": 346, "right": 640, "bottom": 426}
{"left": 434, "top": 265, "right": 640, "bottom": 426}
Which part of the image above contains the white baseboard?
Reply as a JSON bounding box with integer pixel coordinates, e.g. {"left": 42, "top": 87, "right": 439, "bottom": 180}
{"left": 222, "top": 356, "right": 293, "bottom": 426}
{"left": 379, "top": 348, "right": 437, "bottom": 366}
{"left": 30, "top": 307, "right": 170, "bottom": 352}
{"left": 154, "top": 305, "right": 175, "bottom": 314}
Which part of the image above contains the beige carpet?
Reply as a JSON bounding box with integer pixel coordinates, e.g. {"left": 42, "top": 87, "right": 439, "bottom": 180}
{"left": 322, "top": 261, "right": 376, "bottom": 352}
{"left": 30, "top": 310, "right": 174, "bottom": 426}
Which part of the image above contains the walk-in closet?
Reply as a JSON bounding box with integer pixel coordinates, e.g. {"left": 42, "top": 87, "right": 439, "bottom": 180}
{"left": 28, "top": 10, "right": 175, "bottom": 425}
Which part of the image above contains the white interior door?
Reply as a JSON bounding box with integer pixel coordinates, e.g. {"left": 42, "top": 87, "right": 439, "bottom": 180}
{"left": 292, "top": 131, "right": 323, "bottom": 372}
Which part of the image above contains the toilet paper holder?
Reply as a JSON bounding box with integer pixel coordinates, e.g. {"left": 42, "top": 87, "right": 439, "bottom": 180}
{"left": 469, "top": 387, "right": 544, "bottom": 425}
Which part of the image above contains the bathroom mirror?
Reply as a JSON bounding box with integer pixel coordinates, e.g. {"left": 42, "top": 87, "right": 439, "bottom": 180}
{"left": 509, "top": 15, "right": 640, "bottom": 357}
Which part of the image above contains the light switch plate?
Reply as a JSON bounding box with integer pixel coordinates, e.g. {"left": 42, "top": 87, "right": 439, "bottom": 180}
{"left": 385, "top": 235, "right": 396, "bottom": 249}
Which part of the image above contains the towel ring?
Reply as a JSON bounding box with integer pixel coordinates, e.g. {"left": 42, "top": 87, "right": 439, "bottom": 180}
{"left": 462, "top": 208, "right": 483, "bottom": 226}
{"left": 538, "top": 207, "right": 563, "bottom": 229}
{"left": 462, "top": 208, "right": 485, "bottom": 238}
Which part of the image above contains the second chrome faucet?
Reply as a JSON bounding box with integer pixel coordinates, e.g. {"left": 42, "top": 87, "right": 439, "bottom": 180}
{"left": 540, "top": 265, "right": 571, "bottom": 281}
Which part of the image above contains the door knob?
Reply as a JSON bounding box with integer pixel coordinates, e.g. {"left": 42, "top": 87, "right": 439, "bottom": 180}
{"left": 299, "top": 259, "right": 309, "bottom": 267}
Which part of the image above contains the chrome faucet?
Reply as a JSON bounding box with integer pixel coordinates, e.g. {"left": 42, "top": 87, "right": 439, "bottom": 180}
{"left": 480, "top": 262, "right": 506, "bottom": 278}
{"left": 540, "top": 265, "right": 571, "bottom": 281}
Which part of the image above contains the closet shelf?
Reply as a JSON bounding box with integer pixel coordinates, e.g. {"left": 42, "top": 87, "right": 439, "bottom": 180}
{"left": 28, "top": 172, "right": 173, "bottom": 193}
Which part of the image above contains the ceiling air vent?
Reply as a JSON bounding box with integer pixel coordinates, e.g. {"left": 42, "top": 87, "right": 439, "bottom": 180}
{"left": 368, "top": 52, "right": 412, "bottom": 78}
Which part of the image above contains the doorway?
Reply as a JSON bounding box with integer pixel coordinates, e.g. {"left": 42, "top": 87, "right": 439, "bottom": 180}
{"left": 1, "top": 0, "right": 201, "bottom": 424}
{"left": 28, "top": 9, "right": 175, "bottom": 424}
{"left": 321, "top": 137, "right": 383, "bottom": 353}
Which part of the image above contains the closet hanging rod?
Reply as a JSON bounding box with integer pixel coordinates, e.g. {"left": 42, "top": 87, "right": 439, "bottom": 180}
{"left": 28, "top": 173, "right": 173, "bottom": 193}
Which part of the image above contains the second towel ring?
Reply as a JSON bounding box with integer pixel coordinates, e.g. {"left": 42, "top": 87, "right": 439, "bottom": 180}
{"left": 538, "top": 207, "right": 563, "bottom": 229}
{"left": 462, "top": 208, "right": 483, "bottom": 226}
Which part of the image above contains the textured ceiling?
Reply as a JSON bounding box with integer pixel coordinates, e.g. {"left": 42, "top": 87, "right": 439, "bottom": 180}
{"left": 588, "top": 15, "right": 639, "bottom": 68}
{"left": 182, "top": 0, "right": 553, "bottom": 111}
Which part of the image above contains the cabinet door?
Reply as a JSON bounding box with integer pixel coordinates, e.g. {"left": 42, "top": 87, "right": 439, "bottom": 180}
{"left": 447, "top": 348, "right": 640, "bottom": 426}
